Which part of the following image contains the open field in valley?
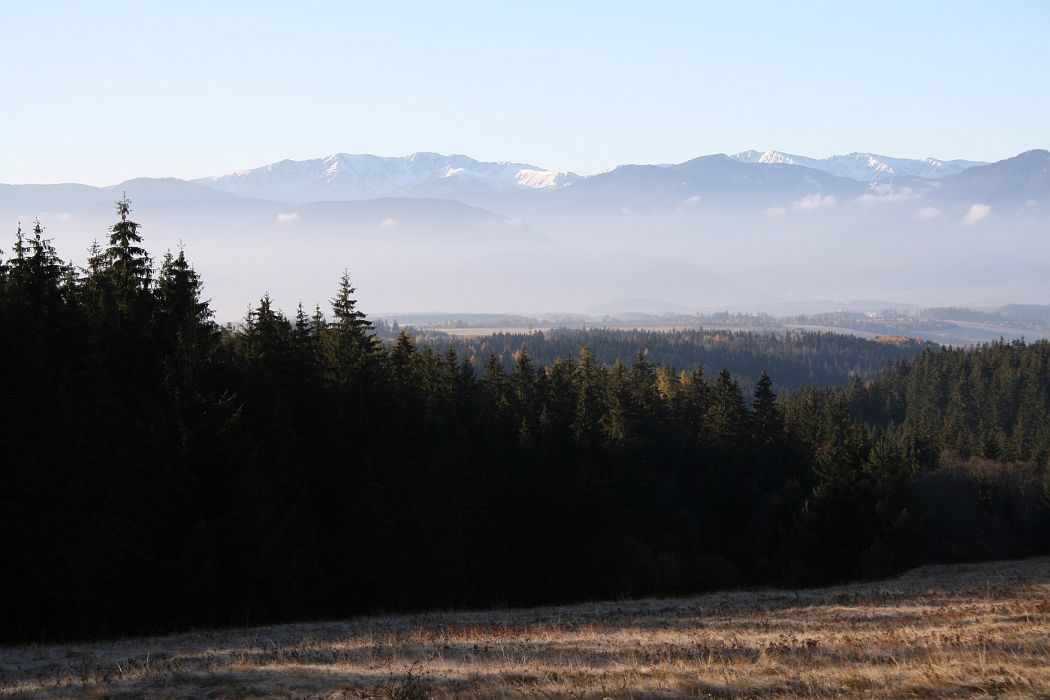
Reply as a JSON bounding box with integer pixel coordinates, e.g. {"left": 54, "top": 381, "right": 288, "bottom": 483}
{"left": 2, "top": 557, "right": 1048, "bottom": 699}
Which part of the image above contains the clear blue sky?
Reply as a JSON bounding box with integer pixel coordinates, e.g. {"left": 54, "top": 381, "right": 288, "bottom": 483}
{"left": 2, "top": 1, "right": 1047, "bottom": 184}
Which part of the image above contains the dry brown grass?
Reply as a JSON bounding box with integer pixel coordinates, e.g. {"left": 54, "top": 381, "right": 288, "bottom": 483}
{"left": 2, "top": 558, "right": 1048, "bottom": 699}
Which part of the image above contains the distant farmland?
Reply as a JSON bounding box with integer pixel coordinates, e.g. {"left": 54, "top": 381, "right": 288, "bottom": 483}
{"left": 2, "top": 557, "right": 1047, "bottom": 699}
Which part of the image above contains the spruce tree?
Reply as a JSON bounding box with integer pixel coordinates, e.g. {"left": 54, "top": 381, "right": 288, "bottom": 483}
{"left": 9, "top": 223, "right": 26, "bottom": 271}
{"left": 7, "top": 220, "right": 65, "bottom": 311}
{"left": 321, "top": 271, "right": 376, "bottom": 387}
{"left": 331, "top": 271, "right": 372, "bottom": 340}
{"left": 511, "top": 349, "right": 537, "bottom": 445}
{"left": 601, "top": 360, "right": 631, "bottom": 447}
{"left": 291, "top": 301, "right": 318, "bottom": 360}
{"left": 80, "top": 239, "right": 109, "bottom": 317}
{"left": 482, "top": 354, "right": 510, "bottom": 412}
{"left": 751, "top": 371, "right": 783, "bottom": 445}
{"left": 390, "top": 331, "right": 418, "bottom": 384}
{"left": 156, "top": 246, "right": 211, "bottom": 339}
{"left": 243, "top": 294, "right": 291, "bottom": 361}
{"left": 680, "top": 366, "right": 710, "bottom": 434}
{"left": 572, "top": 347, "right": 603, "bottom": 445}
{"left": 511, "top": 349, "right": 536, "bottom": 411}
{"left": 105, "top": 195, "right": 152, "bottom": 317}
{"left": 311, "top": 303, "right": 327, "bottom": 336}
{"left": 705, "top": 368, "right": 747, "bottom": 448}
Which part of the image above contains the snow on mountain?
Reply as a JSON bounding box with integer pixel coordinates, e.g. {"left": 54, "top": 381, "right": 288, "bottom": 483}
{"left": 730, "top": 150, "right": 984, "bottom": 181}
{"left": 515, "top": 168, "right": 574, "bottom": 189}
{"left": 197, "top": 153, "right": 580, "bottom": 203}
{"left": 191, "top": 149, "right": 1013, "bottom": 209}
{"left": 3, "top": 150, "right": 1047, "bottom": 319}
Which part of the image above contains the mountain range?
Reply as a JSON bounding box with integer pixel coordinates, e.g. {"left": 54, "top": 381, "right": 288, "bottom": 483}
{"left": 196, "top": 152, "right": 580, "bottom": 204}
{"left": 194, "top": 149, "right": 1000, "bottom": 205}
{"left": 728, "top": 150, "right": 984, "bottom": 181}
{"left": 1, "top": 149, "right": 1047, "bottom": 319}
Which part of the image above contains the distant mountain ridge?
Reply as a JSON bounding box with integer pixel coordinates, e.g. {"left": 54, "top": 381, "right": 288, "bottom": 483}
{"left": 195, "top": 152, "right": 580, "bottom": 204}
{"left": 0, "top": 149, "right": 1047, "bottom": 321}
{"left": 4, "top": 150, "right": 1044, "bottom": 212}
{"left": 561, "top": 153, "right": 869, "bottom": 209}
{"left": 729, "top": 150, "right": 985, "bottom": 181}
{"left": 190, "top": 149, "right": 1001, "bottom": 205}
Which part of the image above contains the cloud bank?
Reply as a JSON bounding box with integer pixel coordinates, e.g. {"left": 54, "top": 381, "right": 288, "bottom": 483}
{"left": 962, "top": 203, "right": 991, "bottom": 225}
{"left": 793, "top": 194, "right": 836, "bottom": 211}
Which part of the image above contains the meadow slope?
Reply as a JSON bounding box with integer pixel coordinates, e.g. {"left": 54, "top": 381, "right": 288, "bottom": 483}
{"left": 2, "top": 557, "right": 1048, "bottom": 699}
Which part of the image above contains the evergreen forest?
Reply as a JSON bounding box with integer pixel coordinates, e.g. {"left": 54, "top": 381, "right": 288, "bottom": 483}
{"left": 392, "top": 326, "right": 932, "bottom": 391}
{"left": 3, "top": 200, "right": 1048, "bottom": 644}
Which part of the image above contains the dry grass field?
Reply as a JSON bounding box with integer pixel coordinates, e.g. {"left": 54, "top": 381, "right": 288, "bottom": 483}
{"left": 2, "top": 558, "right": 1048, "bottom": 699}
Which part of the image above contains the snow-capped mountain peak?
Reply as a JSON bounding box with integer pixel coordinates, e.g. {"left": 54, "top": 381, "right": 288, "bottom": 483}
{"left": 195, "top": 149, "right": 997, "bottom": 205}
{"left": 731, "top": 149, "right": 794, "bottom": 165}
{"left": 196, "top": 153, "right": 579, "bottom": 203}
{"left": 516, "top": 168, "right": 575, "bottom": 189}
{"left": 762, "top": 150, "right": 802, "bottom": 165}
{"left": 729, "top": 150, "right": 985, "bottom": 181}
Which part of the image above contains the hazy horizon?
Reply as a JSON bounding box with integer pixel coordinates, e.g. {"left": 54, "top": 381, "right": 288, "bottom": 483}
{"left": 2, "top": 2, "right": 1048, "bottom": 321}
{"left": 0, "top": 145, "right": 1029, "bottom": 188}
{"left": 3, "top": 1, "right": 1048, "bottom": 185}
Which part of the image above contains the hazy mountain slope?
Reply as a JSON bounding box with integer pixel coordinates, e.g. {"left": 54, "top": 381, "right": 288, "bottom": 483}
{"left": 0, "top": 182, "right": 129, "bottom": 219}
{"left": 1, "top": 149, "right": 1046, "bottom": 320}
{"left": 0, "top": 181, "right": 553, "bottom": 319}
{"left": 278, "top": 197, "right": 550, "bottom": 245}
{"left": 0, "top": 178, "right": 279, "bottom": 224}
{"left": 932, "top": 149, "right": 1050, "bottom": 204}
{"left": 555, "top": 155, "right": 866, "bottom": 210}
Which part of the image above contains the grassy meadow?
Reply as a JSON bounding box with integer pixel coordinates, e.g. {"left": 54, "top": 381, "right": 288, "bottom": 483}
{"left": 2, "top": 557, "right": 1048, "bottom": 699}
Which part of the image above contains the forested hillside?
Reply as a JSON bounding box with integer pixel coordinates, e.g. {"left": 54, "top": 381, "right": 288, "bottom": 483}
{"left": 2, "top": 201, "right": 1047, "bottom": 644}
{"left": 846, "top": 342, "right": 1050, "bottom": 461}
{"left": 402, "top": 327, "right": 930, "bottom": 391}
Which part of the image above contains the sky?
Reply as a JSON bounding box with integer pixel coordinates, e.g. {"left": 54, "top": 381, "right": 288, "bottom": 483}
{"left": 1, "top": 0, "right": 1047, "bottom": 185}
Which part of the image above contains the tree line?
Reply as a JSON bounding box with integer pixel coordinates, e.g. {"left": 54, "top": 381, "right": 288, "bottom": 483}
{"left": 383, "top": 326, "right": 932, "bottom": 391}
{"left": 2, "top": 200, "right": 1047, "bottom": 644}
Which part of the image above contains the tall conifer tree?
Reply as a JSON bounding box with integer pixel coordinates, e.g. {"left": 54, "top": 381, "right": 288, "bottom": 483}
{"left": 156, "top": 246, "right": 211, "bottom": 338}
{"left": 751, "top": 371, "right": 783, "bottom": 445}
{"left": 105, "top": 195, "right": 152, "bottom": 317}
